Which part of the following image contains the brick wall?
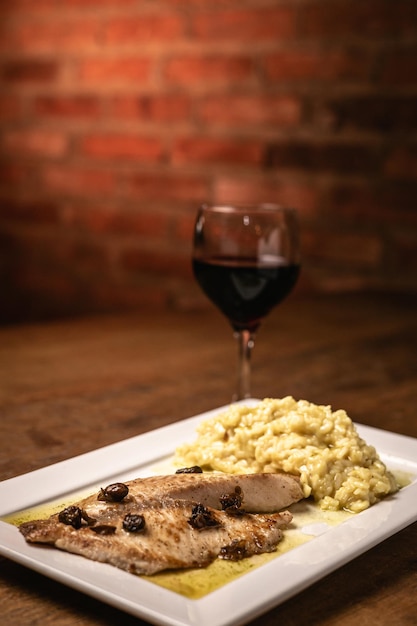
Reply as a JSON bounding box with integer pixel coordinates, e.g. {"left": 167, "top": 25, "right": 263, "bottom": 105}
{"left": 0, "top": 0, "right": 416, "bottom": 323}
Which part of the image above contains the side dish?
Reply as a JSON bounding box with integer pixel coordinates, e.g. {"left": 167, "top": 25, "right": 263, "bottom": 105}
{"left": 175, "top": 397, "right": 398, "bottom": 512}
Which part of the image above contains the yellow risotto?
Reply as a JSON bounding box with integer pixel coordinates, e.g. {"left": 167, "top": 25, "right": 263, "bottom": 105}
{"left": 175, "top": 397, "right": 398, "bottom": 513}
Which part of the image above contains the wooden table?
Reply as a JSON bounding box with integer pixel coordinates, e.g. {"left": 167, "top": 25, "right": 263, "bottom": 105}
{"left": 1, "top": 292, "right": 416, "bottom": 626}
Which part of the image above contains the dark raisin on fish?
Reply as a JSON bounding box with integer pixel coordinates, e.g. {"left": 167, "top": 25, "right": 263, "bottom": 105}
{"left": 58, "top": 506, "right": 83, "bottom": 529}
{"left": 123, "top": 513, "right": 146, "bottom": 533}
{"left": 58, "top": 506, "right": 96, "bottom": 529}
{"left": 90, "top": 524, "right": 116, "bottom": 535}
{"left": 219, "top": 539, "right": 248, "bottom": 561}
{"left": 175, "top": 466, "right": 203, "bottom": 474}
{"left": 188, "top": 503, "right": 221, "bottom": 530}
{"left": 220, "top": 486, "right": 245, "bottom": 516}
{"left": 97, "top": 482, "right": 129, "bottom": 502}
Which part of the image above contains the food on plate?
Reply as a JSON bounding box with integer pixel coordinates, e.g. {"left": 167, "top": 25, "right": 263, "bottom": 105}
{"left": 120, "top": 471, "right": 304, "bottom": 513}
{"left": 19, "top": 472, "right": 299, "bottom": 575}
{"left": 174, "top": 397, "right": 398, "bottom": 513}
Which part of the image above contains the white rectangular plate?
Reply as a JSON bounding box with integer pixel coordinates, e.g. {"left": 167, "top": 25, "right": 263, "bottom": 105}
{"left": 1, "top": 400, "right": 417, "bottom": 626}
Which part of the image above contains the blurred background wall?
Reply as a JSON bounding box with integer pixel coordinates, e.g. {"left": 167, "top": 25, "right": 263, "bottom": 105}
{"left": 0, "top": 0, "right": 416, "bottom": 324}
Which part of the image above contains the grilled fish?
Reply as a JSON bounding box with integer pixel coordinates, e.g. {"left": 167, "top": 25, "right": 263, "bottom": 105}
{"left": 19, "top": 472, "right": 300, "bottom": 575}
{"left": 126, "top": 471, "right": 304, "bottom": 512}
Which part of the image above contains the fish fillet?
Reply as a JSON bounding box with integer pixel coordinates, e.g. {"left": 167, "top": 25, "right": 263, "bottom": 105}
{"left": 151, "top": 471, "right": 304, "bottom": 512}
{"left": 19, "top": 472, "right": 300, "bottom": 575}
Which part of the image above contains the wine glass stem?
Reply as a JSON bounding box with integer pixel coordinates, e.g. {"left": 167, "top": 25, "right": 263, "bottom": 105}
{"left": 234, "top": 329, "right": 255, "bottom": 401}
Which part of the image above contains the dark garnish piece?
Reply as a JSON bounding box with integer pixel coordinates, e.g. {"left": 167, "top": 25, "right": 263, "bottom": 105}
{"left": 90, "top": 525, "right": 116, "bottom": 535}
{"left": 58, "top": 506, "right": 83, "bottom": 529}
{"left": 188, "top": 503, "right": 221, "bottom": 530}
{"left": 175, "top": 466, "right": 203, "bottom": 474}
{"left": 123, "top": 513, "right": 146, "bottom": 533}
{"left": 58, "top": 506, "right": 96, "bottom": 529}
{"left": 219, "top": 486, "right": 245, "bottom": 516}
{"left": 97, "top": 482, "right": 129, "bottom": 502}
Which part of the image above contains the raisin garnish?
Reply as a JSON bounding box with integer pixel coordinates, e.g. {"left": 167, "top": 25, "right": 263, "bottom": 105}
{"left": 219, "top": 539, "right": 248, "bottom": 561}
{"left": 188, "top": 504, "right": 221, "bottom": 530}
{"left": 220, "top": 486, "right": 245, "bottom": 516}
{"left": 58, "top": 506, "right": 96, "bottom": 529}
{"left": 175, "top": 466, "right": 203, "bottom": 474}
{"left": 123, "top": 513, "right": 146, "bottom": 533}
{"left": 90, "top": 525, "right": 116, "bottom": 535}
{"left": 58, "top": 506, "right": 83, "bottom": 529}
{"left": 97, "top": 482, "right": 129, "bottom": 502}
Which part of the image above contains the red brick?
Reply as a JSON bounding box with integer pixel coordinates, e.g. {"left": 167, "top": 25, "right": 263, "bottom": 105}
{"left": 41, "top": 165, "right": 116, "bottom": 196}
{"left": 263, "top": 48, "right": 372, "bottom": 82}
{"left": 390, "top": 231, "right": 417, "bottom": 274}
{"left": 191, "top": 7, "right": 296, "bottom": 41}
{"left": 300, "top": 0, "right": 417, "bottom": 39}
{"left": 80, "top": 134, "right": 165, "bottom": 162}
{"left": 302, "top": 231, "right": 383, "bottom": 268}
{"left": 316, "top": 95, "right": 417, "bottom": 133}
{"left": 121, "top": 248, "right": 192, "bottom": 278}
{"left": 78, "top": 58, "right": 151, "bottom": 84}
{"left": 198, "top": 94, "right": 301, "bottom": 127}
{"left": 109, "top": 94, "right": 191, "bottom": 122}
{"left": 10, "top": 230, "right": 106, "bottom": 271}
{"left": 0, "top": 161, "right": 28, "bottom": 185}
{"left": 92, "top": 281, "right": 169, "bottom": 313}
{"left": 0, "top": 94, "right": 22, "bottom": 120}
{"left": 1, "top": 59, "right": 58, "bottom": 82}
{"left": 379, "top": 48, "right": 417, "bottom": 85}
{"left": 0, "top": 199, "right": 58, "bottom": 223}
{"left": 172, "top": 137, "right": 263, "bottom": 166}
{"left": 264, "top": 141, "right": 381, "bottom": 175}
{"left": 34, "top": 95, "right": 101, "bottom": 118}
{"left": 324, "top": 184, "right": 378, "bottom": 222}
{"left": 377, "top": 182, "right": 417, "bottom": 216}
{"left": 69, "top": 0, "right": 137, "bottom": 5}
{"left": 46, "top": 237, "right": 108, "bottom": 275}
{"left": 213, "top": 177, "right": 319, "bottom": 215}
{"left": 13, "top": 266, "right": 81, "bottom": 316}
{"left": 3, "top": 129, "right": 68, "bottom": 158}
{"left": 173, "top": 213, "right": 196, "bottom": 243}
{"left": 0, "top": 19, "right": 100, "bottom": 54}
{"left": 11, "top": 237, "right": 110, "bottom": 320}
{"left": 384, "top": 145, "right": 417, "bottom": 180}
{"left": 164, "top": 55, "right": 253, "bottom": 86}
{"left": 61, "top": 204, "right": 170, "bottom": 238}
{"left": 104, "top": 14, "right": 185, "bottom": 44}
{"left": 326, "top": 182, "right": 417, "bottom": 225}
{"left": 126, "top": 173, "right": 209, "bottom": 202}
{"left": 306, "top": 271, "right": 375, "bottom": 294}
{"left": 0, "top": 0, "right": 135, "bottom": 10}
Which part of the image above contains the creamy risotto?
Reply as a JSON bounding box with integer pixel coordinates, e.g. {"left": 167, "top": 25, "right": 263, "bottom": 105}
{"left": 175, "top": 397, "right": 398, "bottom": 513}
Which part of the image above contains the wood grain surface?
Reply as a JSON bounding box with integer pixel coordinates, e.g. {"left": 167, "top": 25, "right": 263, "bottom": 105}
{"left": 1, "top": 292, "right": 416, "bottom": 625}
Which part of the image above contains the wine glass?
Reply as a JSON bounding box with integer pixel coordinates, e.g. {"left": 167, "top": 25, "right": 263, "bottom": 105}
{"left": 192, "top": 203, "right": 300, "bottom": 401}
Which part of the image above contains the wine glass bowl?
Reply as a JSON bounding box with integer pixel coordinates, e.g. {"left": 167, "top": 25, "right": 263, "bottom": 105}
{"left": 192, "top": 204, "right": 300, "bottom": 400}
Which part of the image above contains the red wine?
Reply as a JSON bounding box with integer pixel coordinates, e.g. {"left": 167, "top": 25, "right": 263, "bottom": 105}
{"left": 193, "top": 257, "right": 300, "bottom": 331}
